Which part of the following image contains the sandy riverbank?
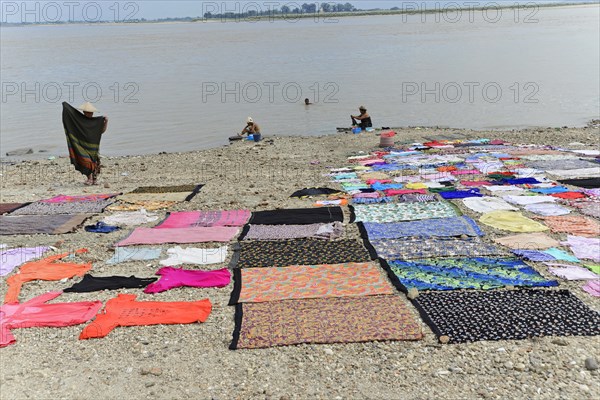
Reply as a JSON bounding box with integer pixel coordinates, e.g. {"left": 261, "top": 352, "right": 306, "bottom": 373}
{"left": 0, "top": 126, "right": 599, "bottom": 400}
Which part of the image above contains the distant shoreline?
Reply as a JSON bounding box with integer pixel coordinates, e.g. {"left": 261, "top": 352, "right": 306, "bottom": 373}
{"left": 1, "top": 2, "right": 597, "bottom": 28}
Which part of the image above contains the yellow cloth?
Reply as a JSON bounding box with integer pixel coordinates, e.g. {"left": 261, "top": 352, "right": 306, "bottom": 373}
{"left": 480, "top": 211, "right": 548, "bottom": 233}
{"left": 119, "top": 192, "right": 190, "bottom": 202}
{"left": 405, "top": 182, "right": 428, "bottom": 190}
{"left": 359, "top": 172, "right": 390, "bottom": 181}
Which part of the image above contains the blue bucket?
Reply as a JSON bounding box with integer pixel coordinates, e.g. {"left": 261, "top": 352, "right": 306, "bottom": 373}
{"left": 253, "top": 133, "right": 262, "bottom": 142}
{"left": 352, "top": 127, "right": 362, "bottom": 134}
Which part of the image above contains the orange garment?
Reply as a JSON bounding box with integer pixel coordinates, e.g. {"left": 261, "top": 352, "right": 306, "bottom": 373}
{"left": 437, "top": 165, "right": 457, "bottom": 172}
{"left": 4, "top": 249, "right": 91, "bottom": 304}
{"left": 542, "top": 216, "right": 600, "bottom": 237}
{"left": 79, "top": 294, "right": 212, "bottom": 339}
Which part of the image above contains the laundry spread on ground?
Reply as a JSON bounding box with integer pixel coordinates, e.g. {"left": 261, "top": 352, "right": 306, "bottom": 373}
{"left": 412, "top": 289, "right": 600, "bottom": 343}
{"left": 0, "top": 214, "right": 92, "bottom": 235}
{"left": 144, "top": 267, "right": 230, "bottom": 294}
{"left": 64, "top": 275, "right": 157, "bottom": 292}
{"left": 230, "top": 295, "right": 422, "bottom": 349}
{"left": 9, "top": 200, "right": 115, "bottom": 215}
{"left": 4, "top": 250, "right": 92, "bottom": 304}
{"left": 3, "top": 138, "right": 600, "bottom": 351}
{"left": 231, "top": 239, "right": 372, "bottom": 268}
{"left": 159, "top": 246, "right": 228, "bottom": 265}
{"left": 249, "top": 207, "right": 344, "bottom": 225}
{"left": 351, "top": 201, "right": 460, "bottom": 223}
{"left": 155, "top": 210, "right": 251, "bottom": 228}
{"left": 115, "top": 226, "right": 239, "bottom": 246}
{"left": 102, "top": 209, "right": 159, "bottom": 226}
{"left": 230, "top": 262, "right": 395, "bottom": 304}
{"left": 359, "top": 216, "right": 484, "bottom": 240}
{"left": 79, "top": 294, "right": 212, "bottom": 339}
{"left": 479, "top": 211, "right": 549, "bottom": 232}
{"left": 386, "top": 257, "right": 558, "bottom": 291}
{"left": 1, "top": 291, "right": 102, "bottom": 347}
{"left": 239, "top": 222, "right": 344, "bottom": 241}
{"left": 0, "top": 246, "right": 51, "bottom": 276}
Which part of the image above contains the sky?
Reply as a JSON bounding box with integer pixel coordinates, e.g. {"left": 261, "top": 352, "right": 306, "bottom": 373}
{"left": 0, "top": 0, "right": 596, "bottom": 23}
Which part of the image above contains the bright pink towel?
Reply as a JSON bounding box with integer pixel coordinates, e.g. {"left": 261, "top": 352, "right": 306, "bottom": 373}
{"left": 115, "top": 227, "right": 239, "bottom": 246}
{"left": 40, "top": 194, "right": 119, "bottom": 203}
{"left": 155, "top": 210, "right": 251, "bottom": 229}
{"left": 144, "top": 267, "right": 231, "bottom": 294}
{"left": 0, "top": 291, "right": 102, "bottom": 347}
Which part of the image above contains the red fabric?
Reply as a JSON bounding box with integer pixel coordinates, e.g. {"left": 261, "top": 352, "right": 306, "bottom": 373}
{"left": 79, "top": 294, "right": 212, "bottom": 339}
{"left": 487, "top": 172, "right": 513, "bottom": 177}
{"left": 384, "top": 189, "right": 428, "bottom": 196}
{"left": 4, "top": 250, "right": 91, "bottom": 304}
{"left": 1, "top": 291, "right": 101, "bottom": 347}
{"left": 550, "top": 192, "right": 586, "bottom": 200}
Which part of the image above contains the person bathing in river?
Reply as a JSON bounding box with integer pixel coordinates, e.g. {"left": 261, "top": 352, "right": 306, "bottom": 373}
{"left": 239, "top": 117, "right": 262, "bottom": 141}
{"left": 351, "top": 106, "right": 372, "bottom": 131}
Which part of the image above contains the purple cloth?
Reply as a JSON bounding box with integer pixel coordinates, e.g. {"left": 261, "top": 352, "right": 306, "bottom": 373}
{"left": 143, "top": 267, "right": 231, "bottom": 294}
{"left": 512, "top": 249, "right": 556, "bottom": 262}
{"left": 439, "top": 189, "right": 483, "bottom": 199}
{"left": 0, "top": 247, "right": 50, "bottom": 276}
{"left": 503, "top": 178, "right": 541, "bottom": 185}
{"left": 583, "top": 280, "right": 600, "bottom": 297}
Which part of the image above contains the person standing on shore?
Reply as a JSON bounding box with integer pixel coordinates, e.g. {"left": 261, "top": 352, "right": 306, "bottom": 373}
{"left": 62, "top": 102, "right": 108, "bottom": 186}
{"left": 351, "top": 106, "right": 372, "bottom": 130}
{"left": 239, "top": 117, "right": 262, "bottom": 142}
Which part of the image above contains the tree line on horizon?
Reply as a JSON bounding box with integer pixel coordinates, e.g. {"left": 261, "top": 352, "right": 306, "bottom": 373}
{"left": 203, "top": 3, "right": 358, "bottom": 19}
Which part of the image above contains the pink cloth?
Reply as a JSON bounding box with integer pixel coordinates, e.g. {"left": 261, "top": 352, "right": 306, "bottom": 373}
{"left": 0, "top": 291, "right": 102, "bottom": 347}
{"left": 353, "top": 192, "right": 381, "bottom": 199}
{"left": 358, "top": 159, "right": 385, "bottom": 166}
{"left": 461, "top": 181, "right": 492, "bottom": 187}
{"left": 365, "top": 179, "right": 392, "bottom": 185}
{"left": 562, "top": 235, "right": 600, "bottom": 262}
{"left": 582, "top": 280, "right": 600, "bottom": 297}
{"left": 144, "top": 267, "right": 231, "bottom": 294}
{"left": 451, "top": 170, "right": 480, "bottom": 175}
{"left": 40, "top": 194, "right": 119, "bottom": 203}
{"left": 384, "top": 189, "right": 428, "bottom": 196}
{"left": 115, "top": 227, "right": 239, "bottom": 246}
{"left": 544, "top": 263, "right": 599, "bottom": 281}
{"left": 155, "top": 210, "right": 251, "bottom": 229}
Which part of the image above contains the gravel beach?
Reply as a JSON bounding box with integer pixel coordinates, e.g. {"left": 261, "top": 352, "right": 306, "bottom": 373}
{"left": 1, "top": 125, "right": 599, "bottom": 400}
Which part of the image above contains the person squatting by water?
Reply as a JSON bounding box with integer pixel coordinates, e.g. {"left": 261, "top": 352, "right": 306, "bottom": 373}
{"left": 239, "top": 117, "right": 262, "bottom": 142}
{"left": 351, "top": 106, "right": 372, "bottom": 131}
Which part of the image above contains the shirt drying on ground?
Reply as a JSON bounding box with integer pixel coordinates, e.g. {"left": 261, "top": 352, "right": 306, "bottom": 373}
{"left": 143, "top": 267, "right": 231, "bottom": 294}
{"left": 79, "top": 294, "right": 212, "bottom": 339}
{"left": 4, "top": 250, "right": 92, "bottom": 304}
{"left": 63, "top": 275, "right": 157, "bottom": 293}
{"left": 1, "top": 291, "right": 102, "bottom": 347}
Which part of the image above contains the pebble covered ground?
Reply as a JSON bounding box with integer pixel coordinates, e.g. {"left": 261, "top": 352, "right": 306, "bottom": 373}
{"left": 1, "top": 126, "right": 599, "bottom": 399}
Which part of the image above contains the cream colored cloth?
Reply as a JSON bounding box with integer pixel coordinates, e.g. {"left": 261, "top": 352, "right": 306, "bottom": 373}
{"left": 493, "top": 232, "right": 560, "bottom": 250}
{"left": 479, "top": 211, "right": 548, "bottom": 233}
{"left": 107, "top": 200, "right": 176, "bottom": 211}
{"left": 120, "top": 192, "right": 191, "bottom": 202}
